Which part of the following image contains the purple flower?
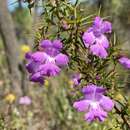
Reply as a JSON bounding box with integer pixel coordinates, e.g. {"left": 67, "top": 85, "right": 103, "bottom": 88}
{"left": 73, "top": 84, "right": 114, "bottom": 122}
{"left": 118, "top": 57, "right": 130, "bottom": 69}
{"left": 19, "top": 96, "right": 32, "bottom": 105}
{"left": 82, "top": 16, "right": 112, "bottom": 58}
{"left": 95, "top": 75, "right": 101, "bottom": 80}
{"left": 70, "top": 73, "right": 81, "bottom": 88}
{"left": 25, "top": 39, "right": 69, "bottom": 84}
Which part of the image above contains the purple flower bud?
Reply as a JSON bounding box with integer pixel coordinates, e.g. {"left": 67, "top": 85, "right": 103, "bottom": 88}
{"left": 70, "top": 73, "right": 81, "bottom": 88}
{"left": 118, "top": 57, "right": 130, "bottom": 69}
{"left": 95, "top": 75, "right": 101, "bottom": 80}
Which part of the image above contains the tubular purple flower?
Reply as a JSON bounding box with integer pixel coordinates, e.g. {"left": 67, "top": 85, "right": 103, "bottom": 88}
{"left": 82, "top": 16, "right": 112, "bottom": 58}
{"left": 25, "top": 39, "right": 69, "bottom": 84}
{"left": 73, "top": 84, "right": 114, "bottom": 122}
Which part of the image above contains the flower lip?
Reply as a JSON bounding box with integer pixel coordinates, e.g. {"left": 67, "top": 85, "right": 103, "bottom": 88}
{"left": 40, "top": 63, "right": 61, "bottom": 77}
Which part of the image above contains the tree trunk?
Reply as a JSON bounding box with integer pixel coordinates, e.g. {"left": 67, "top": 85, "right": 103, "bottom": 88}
{"left": 0, "top": 0, "right": 22, "bottom": 96}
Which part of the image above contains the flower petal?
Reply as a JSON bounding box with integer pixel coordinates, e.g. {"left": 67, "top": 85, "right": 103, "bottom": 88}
{"left": 96, "top": 35, "right": 109, "bottom": 49}
{"left": 40, "top": 63, "right": 61, "bottom": 77}
{"left": 92, "top": 16, "right": 103, "bottom": 37}
{"left": 25, "top": 52, "right": 32, "bottom": 59}
{"left": 82, "top": 31, "right": 95, "bottom": 47}
{"left": 100, "top": 95, "right": 114, "bottom": 112}
{"left": 90, "top": 43, "right": 108, "bottom": 58}
{"left": 53, "top": 40, "right": 63, "bottom": 50}
{"left": 96, "top": 87, "right": 106, "bottom": 94}
{"left": 82, "top": 84, "right": 105, "bottom": 100}
{"left": 55, "top": 53, "right": 69, "bottom": 66}
{"left": 31, "top": 51, "right": 47, "bottom": 62}
{"left": 26, "top": 61, "right": 40, "bottom": 73}
{"left": 29, "top": 72, "right": 44, "bottom": 84}
{"left": 82, "top": 84, "right": 98, "bottom": 100}
{"left": 82, "top": 84, "right": 97, "bottom": 95}
{"left": 84, "top": 111, "right": 94, "bottom": 122}
{"left": 93, "top": 16, "right": 103, "bottom": 28}
{"left": 73, "top": 99, "right": 90, "bottom": 112}
{"left": 85, "top": 107, "right": 107, "bottom": 122}
{"left": 102, "top": 21, "right": 112, "bottom": 33}
{"left": 40, "top": 39, "right": 52, "bottom": 48}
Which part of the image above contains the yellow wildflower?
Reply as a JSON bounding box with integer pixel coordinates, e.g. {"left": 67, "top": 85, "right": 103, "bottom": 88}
{"left": 5, "top": 93, "right": 16, "bottom": 103}
{"left": 68, "top": 80, "right": 74, "bottom": 86}
{"left": 21, "top": 44, "right": 30, "bottom": 53}
{"left": 44, "top": 80, "right": 49, "bottom": 87}
{"left": 115, "top": 93, "right": 124, "bottom": 101}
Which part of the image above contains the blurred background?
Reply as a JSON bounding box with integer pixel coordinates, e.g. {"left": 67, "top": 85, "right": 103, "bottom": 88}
{"left": 0, "top": 0, "right": 130, "bottom": 130}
